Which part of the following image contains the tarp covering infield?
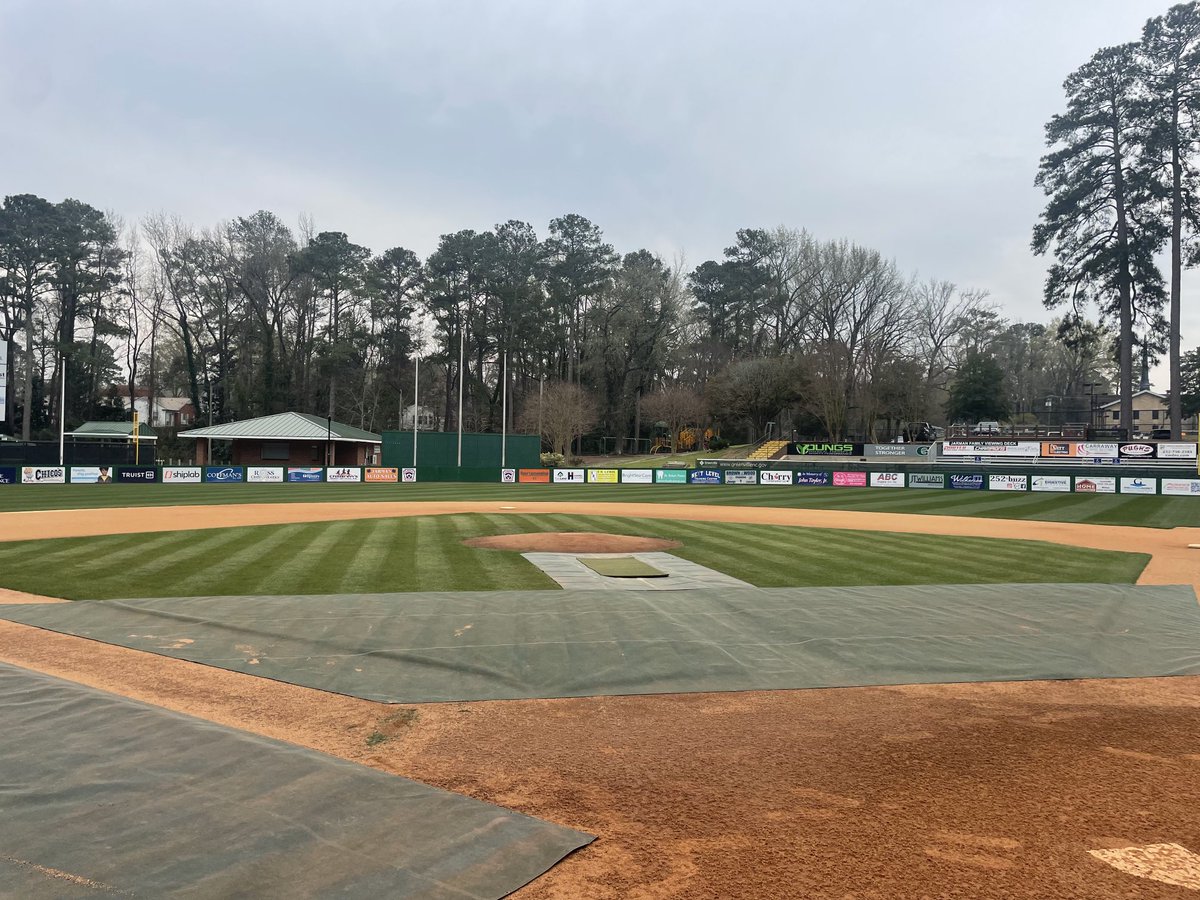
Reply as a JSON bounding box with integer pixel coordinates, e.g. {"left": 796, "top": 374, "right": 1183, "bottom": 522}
{"left": 0, "top": 663, "right": 592, "bottom": 899}
{"left": 2, "top": 584, "right": 1199, "bottom": 703}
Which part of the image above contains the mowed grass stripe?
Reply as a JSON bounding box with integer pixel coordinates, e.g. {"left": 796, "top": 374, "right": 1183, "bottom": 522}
{"left": 169, "top": 524, "right": 318, "bottom": 596}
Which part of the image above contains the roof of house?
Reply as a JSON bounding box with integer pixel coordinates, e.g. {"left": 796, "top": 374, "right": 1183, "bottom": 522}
{"left": 156, "top": 397, "right": 194, "bottom": 412}
{"left": 69, "top": 421, "right": 158, "bottom": 440}
{"left": 178, "top": 411, "right": 381, "bottom": 443}
{"left": 1098, "top": 389, "right": 1167, "bottom": 410}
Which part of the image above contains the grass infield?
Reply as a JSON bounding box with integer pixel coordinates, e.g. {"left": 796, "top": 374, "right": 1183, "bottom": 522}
{"left": 0, "top": 513, "right": 1150, "bottom": 600}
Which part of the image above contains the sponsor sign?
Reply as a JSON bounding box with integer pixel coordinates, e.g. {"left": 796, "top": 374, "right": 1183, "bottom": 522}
{"left": 621, "top": 469, "right": 654, "bottom": 484}
{"left": 1162, "top": 479, "right": 1200, "bottom": 496}
{"left": 204, "top": 466, "right": 243, "bottom": 483}
{"left": 162, "top": 466, "right": 202, "bottom": 482}
{"left": 246, "top": 466, "right": 284, "bottom": 483}
{"left": 989, "top": 474, "right": 1027, "bottom": 492}
{"left": 1120, "top": 477, "right": 1157, "bottom": 495}
{"left": 759, "top": 470, "right": 794, "bottom": 485}
{"left": 1074, "top": 476, "right": 1116, "bottom": 494}
{"left": 1043, "top": 441, "right": 1119, "bottom": 459}
{"left": 70, "top": 466, "right": 112, "bottom": 484}
{"left": 22, "top": 466, "right": 65, "bottom": 484}
{"left": 864, "top": 444, "right": 932, "bottom": 458}
{"left": 588, "top": 468, "right": 619, "bottom": 483}
{"left": 401, "top": 468, "right": 417, "bottom": 483}
{"left": 326, "top": 467, "right": 362, "bottom": 483}
{"left": 908, "top": 473, "right": 945, "bottom": 489}
{"left": 518, "top": 468, "right": 550, "bottom": 483}
{"left": 1157, "top": 442, "right": 1199, "bottom": 460}
{"left": 943, "top": 441, "right": 1040, "bottom": 457}
{"left": 1118, "top": 443, "right": 1156, "bottom": 459}
{"left": 655, "top": 469, "right": 687, "bottom": 483}
{"left": 833, "top": 471, "right": 867, "bottom": 487}
{"left": 287, "top": 467, "right": 324, "bottom": 482}
{"left": 553, "top": 468, "right": 585, "bottom": 483}
{"left": 689, "top": 469, "right": 723, "bottom": 484}
{"left": 1031, "top": 475, "right": 1071, "bottom": 492}
{"left": 499, "top": 468, "right": 516, "bottom": 484}
{"left": 365, "top": 467, "right": 399, "bottom": 483}
{"left": 0, "top": 341, "right": 7, "bottom": 422}
{"left": 869, "top": 472, "right": 904, "bottom": 488}
{"left": 723, "top": 470, "right": 757, "bottom": 485}
{"left": 949, "top": 474, "right": 985, "bottom": 490}
{"left": 0, "top": 466, "right": 17, "bottom": 484}
{"left": 794, "top": 471, "right": 831, "bottom": 486}
{"left": 117, "top": 466, "right": 158, "bottom": 483}
{"left": 792, "top": 442, "right": 857, "bottom": 456}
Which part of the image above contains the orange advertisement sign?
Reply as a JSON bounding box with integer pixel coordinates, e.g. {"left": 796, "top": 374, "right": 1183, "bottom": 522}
{"left": 518, "top": 468, "right": 550, "bottom": 483}
{"left": 364, "top": 467, "right": 399, "bottom": 483}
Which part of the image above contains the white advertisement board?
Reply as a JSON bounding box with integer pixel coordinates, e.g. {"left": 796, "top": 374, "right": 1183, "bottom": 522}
{"left": 70, "top": 466, "right": 113, "bottom": 484}
{"left": 988, "top": 474, "right": 1028, "bottom": 492}
{"left": 869, "top": 472, "right": 904, "bottom": 488}
{"left": 247, "top": 466, "right": 284, "bottom": 483}
{"left": 1119, "top": 477, "right": 1156, "bottom": 495}
{"left": 621, "top": 469, "right": 653, "bottom": 484}
{"left": 941, "top": 441, "right": 1041, "bottom": 457}
{"left": 401, "top": 467, "right": 417, "bottom": 482}
{"left": 1074, "top": 476, "right": 1116, "bottom": 494}
{"left": 1157, "top": 442, "right": 1199, "bottom": 460}
{"left": 759, "top": 470, "right": 794, "bottom": 485}
{"left": 1073, "top": 442, "right": 1119, "bottom": 459}
{"left": 552, "top": 468, "right": 586, "bottom": 483}
{"left": 1031, "top": 475, "right": 1071, "bottom": 493}
{"left": 500, "top": 468, "right": 516, "bottom": 483}
{"left": 1162, "top": 479, "right": 1200, "bottom": 496}
{"left": 22, "top": 466, "right": 65, "bottom": 484}
{"left": 162, "top": 466, "right": 202, "bottom": 482}
{"left": 325, "top": 467, "right": 362, "bottom": 483}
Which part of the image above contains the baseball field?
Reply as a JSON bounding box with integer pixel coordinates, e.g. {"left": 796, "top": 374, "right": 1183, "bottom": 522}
{"left": 1, "top": 483, "right": 1199, "bottom": 897}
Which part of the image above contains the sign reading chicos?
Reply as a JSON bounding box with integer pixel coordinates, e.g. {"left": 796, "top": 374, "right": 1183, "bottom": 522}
{"left": 21, "top": 466, "right": 65, "bottom": 484}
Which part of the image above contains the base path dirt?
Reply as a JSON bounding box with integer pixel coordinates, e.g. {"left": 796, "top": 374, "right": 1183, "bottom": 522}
{"left": 463, "top": 532, "right": 682, "bottom": 553}
{"left": 1, "top": 500, "right": 1197, "bottom": 588}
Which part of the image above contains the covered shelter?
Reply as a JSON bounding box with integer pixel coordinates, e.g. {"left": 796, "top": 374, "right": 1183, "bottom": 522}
{"left": 179, "top": 412, "right": 381, "bottom": 466}
{"left": 68, "top": 421, "right": 158, "bottom": 465}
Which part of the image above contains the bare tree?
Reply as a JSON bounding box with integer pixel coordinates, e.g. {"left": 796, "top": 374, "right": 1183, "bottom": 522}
{"left": 519, "top": 380, "right": 598, "bottom": 457}
{"left": 640, "top": 383, "right": 706, "bottom": 453}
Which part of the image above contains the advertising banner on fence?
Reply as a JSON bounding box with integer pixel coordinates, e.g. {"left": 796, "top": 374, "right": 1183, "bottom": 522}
{"left": 949, "top": 474, "right": 985, "bottom": 490}
{"left": 366, "top": 467, "right": 399, "bottom": 483}
{"left": 246, "top": 466, "right": 284, "bottom": 483}
{"left": 621, "top": 469, "right": 653, "bottom": 484}
{"left": 326, "top": 467, "right": 362, "bottom": 483}
{"left": 864, "top": 444, "right": 932, "bottom": 458}
{"left": 162, "top": 466, "right": 202, "bottom": 483}
{"left": 499, "top": 468, "right": 516, "bottom": 483}
{"left": 1120, "top": 477, "right": 1157, "bottom": 495}
{"left": 790, "top": 443, "right": 860, "bottom": 456}
{"left": 1163, "top": 478, "right": 1200, "bottom": 496}
{"left": 989, "top": 474, "right": 1028, "bottom": 492}
{"left": 1041, "top": 442, "right": 1120, "bottom": 459}
{"left": 833, "top": 471, "right": 867, "bottom": 487}
{"left": 518, "top": 468, "right": 549, "bottom": 483}
{"left": 204, "top": 466, "right": 243, "bottom": 483}
{"left": 401, "top": 468, "right": 417, "bottom": 482}
{"left": 795, "top": 471, "right": 831, "bottom": 486}
{"left": 1031, "top": 475, "right": 1071, "bottom": 492}
{"left": 0, "top": 340, "right": 7, "bottom": 422}
{"left": 723, "top": 470, "right": 757, "bottom": 485}
{"left": 869, "top": 472, "right": 904, "bottom": 488}
{"left": 943, "top": 441, "right": 1040, "bottom": 457}
{"left": 655, "top": 469, "right": 687, "bottom": 483}
{"left": 0, "top": 466, "right": 16, "bottom": 484}
{"left": 1157, "top": 442, "right": 1198, "bottom": 460}
{"left": 22, "top": 466, "right": 65, "bottom": 484}
{"left": 689, "top": 469, "right": 722, "bottom": 484}
{"left": 1118, "top": 443, "right": 1156, "bottom": 459}
{"left": 117, "top": 466, "right": 158, "bottom": 483}
{"left": 553, "top": 468, "right": 585, "bottom": 483}
{"left": 759, "top": 470, "right": 794, "bottom": 485}
{"left": 287, "top": 467, "right": 324, "bottom": 482}
{"left": 1074, "top": 476, "right": 1116, "bottom": 494}
{"left": 70, "top": 466, "right": 113, "bottom": 484}
{"left": 588, "top": 469, "right": 619, "bottom": 483}
{"left": 908, "top": 473, "right": 945, "bottom": 489}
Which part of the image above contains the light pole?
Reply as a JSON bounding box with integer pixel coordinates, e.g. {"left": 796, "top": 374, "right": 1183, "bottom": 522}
{"left": 326, "top": 415, "right": 332, "bottom": 467}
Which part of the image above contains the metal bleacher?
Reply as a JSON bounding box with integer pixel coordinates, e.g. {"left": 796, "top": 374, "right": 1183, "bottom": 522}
{"left": 747, "top": 440, "right": 789, "bottom": 461}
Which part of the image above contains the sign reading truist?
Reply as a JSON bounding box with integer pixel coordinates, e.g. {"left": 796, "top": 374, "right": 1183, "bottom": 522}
{"left": 790, "top": 442, "right": 859, "bottom": 456}
{"left": 949, "top": 473, "right": 985, "bottom": 490}
{"left": 908, "top": 473, "right": 944, "bottom": 489}
{"left": 116, "top": 466, "right": 158, "bottom": 483}
{"left": 794, "top": 471, "right": 831, "bottom": 486}
{"left": 723, "top": 470, "right": 757, "bottom": 485}
{"left": 689, "top": 469, "right": 722, "bottom": 484}
{"left": 864, "top": 444, "right": 932, "bottom": 458}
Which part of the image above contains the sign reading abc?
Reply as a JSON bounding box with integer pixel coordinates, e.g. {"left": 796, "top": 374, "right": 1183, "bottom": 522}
{"left": 833, "top": 471, "right": 867, "bottom": 487}
{"left": 204, "top": 466, "right": 243, "bottom": 483}
{"left": 325, "top": 467, "right": 362, "bottom": 483}
{"left": 287, "top": 467, "right": 324, "bottom": 482}
{"left": 401, "top": 468, "right": 417, "bottom": 482}
{"left": 162, "top": 466, "right": 202, "bottom": 482}
{"left": 759, "top": 470, "right": 794, "bottom": 485}
{"left": 949, "top": 474, "right": 984, "bottom": 490}
{"left": 621, "top": 469, "right": 653, "bottom": 484}
{"left": 794, "top": 471, "right": 831, "bottom": 486}
{"left": 655, "top": 469, "right": 687, "bottom": 483}
{"left": 1074, "top": 476, "right": 1116, "bottom": 494}
{"left": 0, "top": 466, "right": 18, "bottom": 485}
{"left": 117, "top": 466, "right": 158, "bottom": 483}
{"left": 22, "top": 466, "right": 65, "bottom": 484}
{"left": 1120, "top": 477, "right": 1156, "bottom": 495}
{"left": 1157, "top": 442, "right": 1199, "bottom": 460}
{"left": 908, "top": 473, "right": 944, "bottom": 489}
{"left": 588, "top": 468, "right": 619, "bottom": 483}
{"left": 518, "top": 468, "right": 550, "bottom": 483}
{"left": 499, "top": 468, "right": 516, "bottom": 483}
{"left": 869, "top": 472, "right": 904, "bottom": 488}
{"left": 792, "top": 443, "right": 857, "bottom": 456}
{"left": 1031, "top": 475, "right": 1071, "bottom": 492}
{"left": 689, "top": 469, "right": 722, "bottom": 484}
{"left": 1162, "top": 478, "right": 1200, "bottom": 495}
{"left": 246, "top": 466, "right": 284, "bottom": 483}
{"left": 552, "top": 468, "right": 585, "bottom": 483}
{"left": 988, "top": 474, "right": 1027, "bottom": 492}
{"left": 723, "top": 470, "right": 757, "bottom": 485}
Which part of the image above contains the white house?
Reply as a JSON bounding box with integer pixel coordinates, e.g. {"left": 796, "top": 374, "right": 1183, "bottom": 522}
{"left": 400, "top": 404, "right": 440, "bottom": 431}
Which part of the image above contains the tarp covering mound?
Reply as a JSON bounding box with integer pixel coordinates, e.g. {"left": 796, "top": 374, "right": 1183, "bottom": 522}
{"left": 1, "top": 583, "right": 1199, "bottom": 703}
{"left": 0, "top": 663, "right": 592, "bottom": 899}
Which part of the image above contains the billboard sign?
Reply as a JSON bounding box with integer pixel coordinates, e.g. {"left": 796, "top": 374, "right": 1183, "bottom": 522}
{"left": 1120, "top": 477, "right": 1156, "bottom": 495}
{"left": 162, "top": 466, "right": 202, "bottom": 483}
{"left": 621, "top": 469, "right": 653, "bottom": 484}
{"left": 1157, "top": 442, "right": 1198, "bottom": 460}
{"left": 791, "top": 442, "right": 857, "bottom": 456}
{"left": 204, "top": 466, "right": 243, "bottom": 483}
{"left": 1162, "top": 479, "right": 1200, "bottom": 496}
{"left": 943, "top": 441, "right": 1040, "bottom": 457}
{"left": 365, "top": 467, "right": 399, "bottom": 483}
{"left": 759, "top": 470, "right": 794, "bottom": 484}
{"left": 864, "top": 444, "right": 932, "bottom": 458}
{"left": 908, "top": 473, "right": 944, "bottom": 489}
{"left": 326, "top": 467, "right": 362, "bottom": 483}
{"left": 22, "top": 466, "right": 65, "bottom": 484}
{"left": 722, "top": 470, "right": 757, "bottom": 485}
{"left": 1074, "top": 476, "right": 1116, "bottom": 494}
{"left": 1031, "top": 475, "right": 1071, "bottom": 493}
{"left": 588, "top": 468, "right": 619, "bottom": 483}
{"left": 499, "top": 468, "right": 516, "bottom": 483}
{"left": 70, "top": 466, "right": 113, "bottom": 484}
{"left": 1118, "top": 443, "right": 1156, "bottom": 459}
{"left": 869, "top": 472, "right": 904, "bottom": 488}
{"left": 689, "top": 469, "right": 722, "bottom": 484}
{"left": 552, "top": 468, "right": 585, "bottom": 483}
{"left": 518, "top": 468, "right": 550, "bottom": 483}
{"left": 0, "top": 466, "right": 17, "bottom": 484}
{"left": 794, "top": 471, "right": 831, "bottom": 486}
{"left": 949, "top": 474, "right": 984, "bottom": 490}
{"left": 117, "top": 466, "right": 158, "bottom": 483}
{"left": 833, "top": 471, "right": 867, "bottom": 487}
{"left": 988, "top": 474, "right": 1027, "bottom": 492}
{"left": 246, "top": 466, "right": 284, "bottom": 483}
{"left": 655, "top": 469, "right": 687, "bottom": 483}
{"left": 287, "top": 467, "right": 324, "bottom": 482}
{"left": 401, "top": 468, "right": 417, "bottom": 482}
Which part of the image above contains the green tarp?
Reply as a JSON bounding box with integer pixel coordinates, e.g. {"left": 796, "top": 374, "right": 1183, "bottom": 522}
{"left": 0, "top": 663, "right": 591, "bottom": 899}
{"left": 580, "top": 557, "right": 667, "bottom": 577}
{"left": 2, "top": 583, "right": 1198, "bottom": 703}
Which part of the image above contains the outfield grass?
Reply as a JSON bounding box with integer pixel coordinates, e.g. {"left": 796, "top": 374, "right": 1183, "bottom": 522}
{"left": 0, "top": 513, "right": 1149, "bottom": 600}
{"left": 0, "top": 481, "right": 1198, "bottom": 528}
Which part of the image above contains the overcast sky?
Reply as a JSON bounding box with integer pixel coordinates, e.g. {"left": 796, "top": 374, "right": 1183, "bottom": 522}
{"left": 0, "top": 0, "right": 1192, "bottom": 383}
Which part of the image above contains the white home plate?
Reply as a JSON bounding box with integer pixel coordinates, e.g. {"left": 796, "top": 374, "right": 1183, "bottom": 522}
{"left": 1088, "top": 843, "right": 1200, "bottom": 890}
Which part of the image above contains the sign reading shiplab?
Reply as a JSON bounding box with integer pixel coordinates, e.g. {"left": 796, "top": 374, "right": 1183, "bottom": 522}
{"left": 588, "top": 469, "right": 618, "bottom": 483}
{"left": 988, "top": 474, "right": 1027, "bottom": 492}
{"left": 22, "top": 466, "right": 65, "bottom": 484}
{"left": 794, "top": 471, "right": 831, "bottom": 486}
{"left": 869, "top": 472, "right": 904, "bottom": 488}
{"left": 655, "top": 469, "right": 686, "bottom": 483}
{"left": 162, "top": 466, "right": 202, "bottom": 482}
{"left": 621, "top": 469, "right": 653, "bottom": 484}
{"left": 1162, "top": 479, "right": 1200, "bottom": 496}
{"left": 1074, "top": 476, "right": 1116, "bottom": 494}
{"left": 1031, "top": 475, "right": 1071, "bottom": 492}
{"left": 287, "top": 467, "right": 323, "bottom": 482}
{"left": 689, "top": 469, "right": 722, "bottom": 484}
{"left": 723, "top": 470, "right": 757, "bottom": 485}
{"left": 326, "top": 467, "right": 362, "bottom": 483}
{"left": 1120, "top": 477, "right": 1156, "bottom": 495}
{"left": 246, "top": 466, "right": 284, "bottom": 483}
{"left": 759, "top": 470, "right": 793, "bottom": 485}
{"left": 908, "top": 473, "right": 944, "bottom": 489}
{"left": 205, "top": 466, "right": 243, "bottom": 483}
{"left": 499, "top": 468, "right": 516, "bottom": 483}
{"left": 553, "top": 468, "right": 585, "bottom": 483}
{"left": 949, "top": 474, "right": 984, "bottom": 490}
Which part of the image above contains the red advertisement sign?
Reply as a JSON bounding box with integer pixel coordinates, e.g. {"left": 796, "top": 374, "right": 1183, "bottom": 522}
{"left": 833, "top": 471, "right": 867, "bottom": 487}
{"left": 364, "top": 467, "right": 399, "bottom": 483}
{"left": 518, "top": 468, "right": 550, "bottom": 483}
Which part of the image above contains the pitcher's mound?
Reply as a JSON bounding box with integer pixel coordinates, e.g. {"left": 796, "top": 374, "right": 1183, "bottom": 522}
{"left": 464, "top": 532, "right": 681, "bottom": 553}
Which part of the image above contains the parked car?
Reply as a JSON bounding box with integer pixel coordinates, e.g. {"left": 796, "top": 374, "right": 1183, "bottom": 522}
{"left": 971, "top": 421, "right": 1002, "bottom": 435}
